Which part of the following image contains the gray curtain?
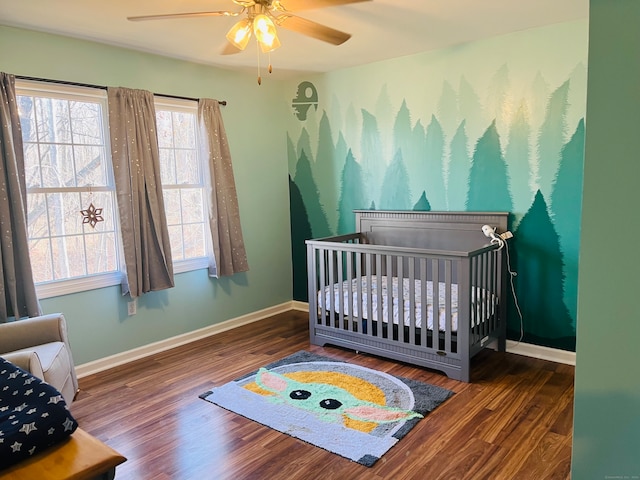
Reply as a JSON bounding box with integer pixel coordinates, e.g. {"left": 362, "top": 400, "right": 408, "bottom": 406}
{"left": 0, "top": 73, "right": 41, "bottom": 322}
{"left": 198, "top": 99, "right": 248, "bottom": 277}
{"left": 107, "top": 87, "right": 174, "bottom": 298}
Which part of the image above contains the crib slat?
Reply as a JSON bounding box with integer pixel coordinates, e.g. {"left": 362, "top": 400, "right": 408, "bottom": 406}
{"left": 420, "top": 257, "right": 428, "bottom": 348}
{"left": 386, "top": 255, "right": 394, "bottom": 340}
{"left": 444, "top": 259, "right": 452, "bottom": 353}
{"left": 397, "top": 255, "right": 404, "bottom": 344}
{"left": 408, "top": 257, "right": 416, "bottom": 346}
{"left": 376, "top": 254, "right": 383, "bottom": 339}
{"left": 366, "top": 253, "right": 373, "bottom": 338}
{"left": 319, "top": 248, "right": 327, "bottom": 324}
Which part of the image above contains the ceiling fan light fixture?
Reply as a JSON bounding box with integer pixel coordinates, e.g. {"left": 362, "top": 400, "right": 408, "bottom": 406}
{"left": 226, "top": 17, "right": 253, "bottom": 50}
{"left": 253, "top": 14, "right": 281, "bottom": 52}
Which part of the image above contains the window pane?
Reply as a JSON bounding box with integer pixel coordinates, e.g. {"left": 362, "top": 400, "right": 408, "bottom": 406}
{"left": 75, "top": 145, "right": 107, "bottom": 186}
{"left": 70, "top": 101, "right": 103, "bottom": 145}
{"left": 176, "top": 150, "right": 199, "bottom": 184}
{"left": 156, "top": 102, "right": 209, "bottom": 266}
{"left": 36, "top": 97, "right": 71, "bottom": 143}
{"left": 18, "top": 84, "right": 119, "bottom": 287}
{"left": 183, "top": 224, "right": 205, "bottom": 258}
{"left": 168, "top": 225, "right": 184, "bottom": 261}
{"left": 181, "top": 188, "right": 204, "bottom": 223}
{"left": 159, "top": 148, "right": 176, "bottom": 184}
{"left": 173, "top": 112, "right": 195, "bottom": 148}
{"left": 29, "top": 238, "right": 53, "bottom": 283}
{"left": 51, "top": 235, "right": 86, "bottom": 280}
{"left": 85, "top": 232, "right": 118, "bottom": 274}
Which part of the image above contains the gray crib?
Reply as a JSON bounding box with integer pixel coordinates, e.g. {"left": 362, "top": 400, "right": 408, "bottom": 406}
{"left": 306, "top": 210, "right": 509, "bottom": 382}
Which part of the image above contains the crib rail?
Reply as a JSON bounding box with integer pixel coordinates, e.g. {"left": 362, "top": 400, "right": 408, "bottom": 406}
{"left": 306, "top": 234, "right": 503, "bottom": 372}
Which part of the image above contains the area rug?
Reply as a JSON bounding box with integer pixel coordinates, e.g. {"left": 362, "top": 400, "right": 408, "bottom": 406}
{"left": 199, "top": 351, "right": 454, "bottom": 467}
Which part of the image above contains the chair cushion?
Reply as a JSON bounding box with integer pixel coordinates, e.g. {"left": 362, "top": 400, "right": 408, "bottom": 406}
{"left": 0, "top": 357, "right": 78, "bottom": 471}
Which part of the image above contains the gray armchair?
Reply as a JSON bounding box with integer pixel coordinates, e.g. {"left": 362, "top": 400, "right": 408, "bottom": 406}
{"left": 0, "top": 313, "right": 79, "bottom": 404}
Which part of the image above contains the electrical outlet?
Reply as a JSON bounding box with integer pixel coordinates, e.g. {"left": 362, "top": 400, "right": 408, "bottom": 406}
{"left": 128, "top": 300, "right": 137, "bottom": 316}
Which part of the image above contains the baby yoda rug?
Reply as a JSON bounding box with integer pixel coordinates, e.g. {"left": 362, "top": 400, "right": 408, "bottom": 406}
{"left": 199, "top": 350, "right": 453, "bottom": 467}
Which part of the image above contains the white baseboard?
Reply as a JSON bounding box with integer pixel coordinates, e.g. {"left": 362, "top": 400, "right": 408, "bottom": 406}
{"left": 76, "top": 301, "right": 575, "bottom": 378}
{"left": 75, "top": 301, "right": 295, "bottom": 378}
{"left": 506, "top": 340, "right": 576, "bottom": 366}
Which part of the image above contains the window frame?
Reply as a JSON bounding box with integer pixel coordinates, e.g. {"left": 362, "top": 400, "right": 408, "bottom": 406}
{"left": 16, "top": 80, "right": 122, "bottom": 299}
{"left": 154, "top": 96, "right": 213, "bottom": 274}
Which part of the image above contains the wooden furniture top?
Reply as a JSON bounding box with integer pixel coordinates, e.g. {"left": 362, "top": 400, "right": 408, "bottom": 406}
{"left": 0, "top": 428, "right": 126, "bottom": 480}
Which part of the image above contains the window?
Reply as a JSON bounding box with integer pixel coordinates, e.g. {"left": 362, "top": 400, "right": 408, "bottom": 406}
{"left": 155, "top": 98, "right": 211, "bottom": 273}
{"left": 16, "top": 82, "right": 120, "bottom": 298}
{"left": 15, "top": 81, "right": 213, "bottom": 298}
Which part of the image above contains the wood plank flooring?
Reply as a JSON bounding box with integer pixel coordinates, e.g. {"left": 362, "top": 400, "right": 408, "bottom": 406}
{"left": 70, "top": 310, "right": 574, "bottom": 480}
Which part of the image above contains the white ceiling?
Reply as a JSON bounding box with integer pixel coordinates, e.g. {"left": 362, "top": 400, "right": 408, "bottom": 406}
{"left": 0, "top": 0, "right": 588, "bottom": 75}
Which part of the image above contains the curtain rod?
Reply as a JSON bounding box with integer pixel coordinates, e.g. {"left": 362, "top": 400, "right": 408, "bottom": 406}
{"left": 15, "top": 75, "right": 227, "bottom": 106}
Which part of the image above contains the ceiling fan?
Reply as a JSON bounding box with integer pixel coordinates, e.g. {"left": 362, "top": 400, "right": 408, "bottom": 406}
{"left": 128, "top": 0, "right": 372, "bottom": 83}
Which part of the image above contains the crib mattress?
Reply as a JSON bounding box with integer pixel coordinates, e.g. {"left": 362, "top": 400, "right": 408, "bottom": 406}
{"left": 319, "top": 276, "right": 495, "bottom": 332}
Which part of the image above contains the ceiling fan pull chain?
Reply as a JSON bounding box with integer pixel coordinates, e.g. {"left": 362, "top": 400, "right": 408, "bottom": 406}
{"left": 256, "top": 39, "right": 262, "bottom": 85}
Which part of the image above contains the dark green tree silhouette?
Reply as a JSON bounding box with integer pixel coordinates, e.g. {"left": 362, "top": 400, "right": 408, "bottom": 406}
{"left": 537, "top": 80, "right": 570, "bottom": 202}
{"left": 294, "top": 150, "right": 332, "bottom": 239}
{"left": 510, "top": 190, "right": 575, "bottom": 349}
{"left": 505, "top": 101, "right": 532, "bottom": 215}
{"left": 466, "top": 120, "right": 513, "bottom": 212}
{"left": 424, "top": 115, "right": 446, "bottom": 209}
{"left": 447, "top": 120, "right": 470, "bottom": 211}
{"left": 314, "top": 110, "right": 340, "bottom": 232}
{"left": 413, "top": 191, "right": 432, "bottom": 211}
{"left": 337, "top": 149, "right": 366, "bottom": 234}
{"left": 360, "top": 109, "right": 385, "bottom": 206}
{"left": 289, "top": 175, "right": 313, "bottom": 301}
{"left": 551, "top": 118, "right": 585, "bottom": 326}
{"left": 379, "top": 150, "right": 411, "bottom": 210}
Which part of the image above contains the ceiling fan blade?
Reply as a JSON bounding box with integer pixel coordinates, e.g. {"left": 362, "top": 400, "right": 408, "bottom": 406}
{"left": 221, "top": 42, "right": 243, "bottom": 55}
{"left": 276, "top": 0, "right": 371, "bottom": 12}
{"left": 127, "top": 11, "right": 238, "bottom": 22}
{"left": 276, "top": 14, "right": 352, "bottom": 45}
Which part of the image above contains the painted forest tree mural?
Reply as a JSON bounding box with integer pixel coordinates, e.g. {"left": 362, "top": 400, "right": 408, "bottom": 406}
{"left": 286, "top": 24, "right": 586, "bottom": 351}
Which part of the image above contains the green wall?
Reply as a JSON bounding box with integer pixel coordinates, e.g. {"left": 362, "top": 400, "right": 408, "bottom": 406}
{"left": 284, "top": 20, "right": 588, "bottom": 351}
{"left": 572, "top": 0, "right": 640, "bottom": 477}
{"left": 0, "top": 26, "right": 293, "bottom": 365}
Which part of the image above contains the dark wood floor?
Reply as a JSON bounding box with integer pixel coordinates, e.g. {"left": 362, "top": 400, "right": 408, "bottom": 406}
{"left": 70, "top": 310, "right": 574, "bottom": 480}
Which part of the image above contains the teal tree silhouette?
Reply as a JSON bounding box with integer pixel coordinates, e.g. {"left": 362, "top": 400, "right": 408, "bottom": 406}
{"left": 537, "top": 80, "right": 570, "bottom": 202}
{"left": 551, "top": 118, "right": 585, "bottom": 326}
{"left": 289, "top": 176, "right": 313, "bottom": 301}
{"left": 423, "top": 115, "right": 446, "bottom": 209}
{"left": 505, "top": 101, "right": 532, "bottom": 216}
{"left": 410, "top": 119, "right": 427, "bottom": 206}
{"left": 459, "top": 75, "right": 486, "bottom": 146}
{"left": 466, "top": 120, "right": 513, "bottom": 212}
{"left": 296, "top": 127, "right": 314, "bottom": 165}
{"left": 413, "top": 192, "right": 432, "bottom": 211}
{"left": 379, "top": 150, "right": 411, "bottom": 210}
{"left": 437, "top": 80, "right": 460, "bottom": 136}
{"left": 337, "top": 149, "right": 366, "bottom": 234}
{"left": 287, "top": 133, "right": 297, "bottom": 175}
{"left": 486, "top": 64, "right": 511, "bottom": 131}
{"left": 394, "top": 100, "right": 422, "bottom": 204}
{"left": 294, "top": 150, "right": 332, "bottom": 239}
{"left": 447, "top": 120, "right": 470, "bottom": 211}
{"left": 360, "top": 109, "right": 386, "bottom": 207}
{"left": 314, "top": 111, "right": 341, "bottom": 232}
{"left": 510, "top": 190, "right": 575, "bottom": 349}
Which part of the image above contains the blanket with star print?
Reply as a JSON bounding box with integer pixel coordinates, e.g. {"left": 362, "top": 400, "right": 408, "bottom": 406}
{"left": 0, "top": 356, "right": 78, "bottom": 470}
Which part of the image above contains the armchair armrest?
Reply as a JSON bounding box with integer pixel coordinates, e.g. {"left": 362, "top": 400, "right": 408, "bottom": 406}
{"left": 0, "top": 314, "right": 70, "bottom": 354}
